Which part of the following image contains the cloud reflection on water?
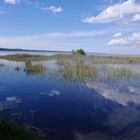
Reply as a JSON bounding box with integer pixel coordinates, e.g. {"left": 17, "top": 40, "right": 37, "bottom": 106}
{"left": 86, "top": 82, "right": 140, "bottom": 106}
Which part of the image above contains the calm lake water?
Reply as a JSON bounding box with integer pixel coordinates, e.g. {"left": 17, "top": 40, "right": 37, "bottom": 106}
{"left": 0, "top": 51, "right": 69, "bottom": 56}
{"left": 0, "top": 54, "right": 140, "bottom": 140}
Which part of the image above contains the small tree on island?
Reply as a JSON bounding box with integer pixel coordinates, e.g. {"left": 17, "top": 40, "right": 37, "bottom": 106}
{"left": 72, "top": 49, "right": 86, "bottom": 55}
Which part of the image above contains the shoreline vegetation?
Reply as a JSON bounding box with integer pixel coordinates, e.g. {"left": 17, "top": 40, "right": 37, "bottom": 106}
{"left": 0, "top": 53, "right": 139, "bottom": 80}
{"left": 0, "top": 54, "right": 140, "bottom": 63}
{"left": 0, "top": 53, "right": 138, "bottom": 81}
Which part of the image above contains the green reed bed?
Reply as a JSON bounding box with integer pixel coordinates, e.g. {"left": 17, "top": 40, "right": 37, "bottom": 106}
{"left": 57, "top": 60, "right": 97, "bottom": 81}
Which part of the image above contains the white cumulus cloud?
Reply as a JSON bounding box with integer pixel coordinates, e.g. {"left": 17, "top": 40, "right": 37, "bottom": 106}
{"left": 107, "top": 38, "right": 128, "bottom": 46}
{"left": 82, "top": 0, "right": 140, "bottom": 24}
{"left": 107, "top": 32, "right": 140, "bottom": 46}
{"left": 41, "top": 6, "right": 63, "bottom": 14}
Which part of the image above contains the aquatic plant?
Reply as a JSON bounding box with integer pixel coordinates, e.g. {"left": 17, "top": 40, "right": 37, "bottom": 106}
{"left": 24, "top": 61, "right": 46, "bottom": 74}
{"left": 60, "top": 62, "right": 97, "bottom": 81}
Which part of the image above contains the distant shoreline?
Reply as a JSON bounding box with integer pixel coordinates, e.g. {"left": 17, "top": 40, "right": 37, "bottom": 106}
{"left": 0, "top": 48, "right": 140, "bottom": 57}
{"left": 0, "top": 48, "right": 68, "bottom": 53}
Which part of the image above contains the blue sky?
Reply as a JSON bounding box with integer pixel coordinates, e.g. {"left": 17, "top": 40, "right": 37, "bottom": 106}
{"left": 0, "top": 0, "right": 140, "bottom": 54}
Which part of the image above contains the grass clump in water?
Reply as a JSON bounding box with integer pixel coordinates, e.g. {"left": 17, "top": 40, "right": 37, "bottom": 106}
{"left": 61, "top": 62, "right": 97, "bottom": 81}
{"left": 24, "top": 61, "right": 46, "bottom": 74}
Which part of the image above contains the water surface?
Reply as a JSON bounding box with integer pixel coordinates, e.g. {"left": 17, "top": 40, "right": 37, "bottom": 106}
{"left": 0, "top": 58, "right": 140, "bottom": 140}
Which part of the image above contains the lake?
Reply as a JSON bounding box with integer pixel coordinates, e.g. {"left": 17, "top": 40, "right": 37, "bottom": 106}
{"left": 0, "top": 51, "right": 68, "bottom": 56}
{"left": 0, "top": 54, "right": 140, "bottom": 140}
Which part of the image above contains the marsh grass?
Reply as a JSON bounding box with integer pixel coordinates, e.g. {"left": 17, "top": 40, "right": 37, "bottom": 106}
{"left": 1, "top": 54, "right": 140, "bottom": 64}
{"left": 0, "top": 54, "right": 48, "bottom": 61}
{"left": 58, "top": 61, "right": 97, "bottom": 81}
{"left": 0, "top": 54, "right": 75, "bottom": 62}
{"left": 0, "top": 54, "right": 139, "bottom": 80}
{"left": 44, "top": 55, "right": 138, "bottom": 81}
{"left": 24, "top": 61, "right": 46, "bottom": 74}
{"left": 109, "top": 67, "right": 134, "bottom": 79}
{"left": 87, "top": 56, "right": 140, "bottom": 64}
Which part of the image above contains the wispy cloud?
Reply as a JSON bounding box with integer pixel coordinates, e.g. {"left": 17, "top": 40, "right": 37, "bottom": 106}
{"left": 113, "top": 32, "right": 122, "bottom": 38}
{"left": 41, "top": 6, "right": 63, "bottom": 14}
{"left": 0, "top": 30, "right": 107, "bottom": 50}
{"left": 82, "top": 0, "right": 140, "bottom": 24}
{"left": 4, "top": 0, "right": 17, "bottom": 4}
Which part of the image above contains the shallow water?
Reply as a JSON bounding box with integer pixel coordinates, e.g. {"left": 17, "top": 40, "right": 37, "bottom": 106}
{"left": 0, "top": 59, "right": 140, "bottom": 140}
{"left": 0, "top": 51, "right": 68, "bottom": 56}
